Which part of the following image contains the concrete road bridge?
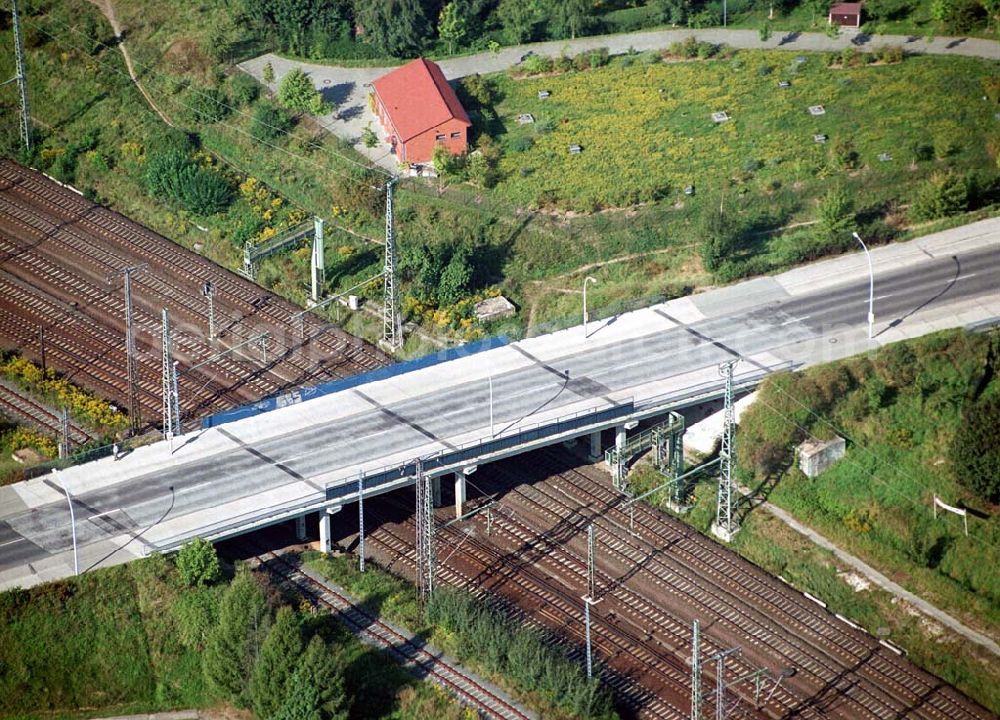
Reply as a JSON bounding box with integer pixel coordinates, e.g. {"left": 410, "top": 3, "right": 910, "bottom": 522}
{"left": 0, "top": 218, "right": 997, "bottom": 590}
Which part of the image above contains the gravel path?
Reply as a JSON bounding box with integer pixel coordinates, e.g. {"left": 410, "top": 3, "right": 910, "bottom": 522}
{"left": 238, "top": 27, "right": 1000, "bottom": 172}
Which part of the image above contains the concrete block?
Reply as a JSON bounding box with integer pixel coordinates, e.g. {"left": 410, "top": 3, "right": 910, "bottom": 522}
{"left": 797, "top": 437, "right": 846, "bottom": 478}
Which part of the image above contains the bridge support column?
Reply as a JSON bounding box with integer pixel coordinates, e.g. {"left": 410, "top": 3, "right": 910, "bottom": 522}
{"left": 589, "top": 431, "right": 602, "bottom": 461}
{"left": 319, "top": 505, "right": 341, "bottom": 553}
{"left": 432, "top": 476, "right": 442, "bottom": 508}
{"left": 616, "top": 425, "right": 627, "bottom": 453}
{"left": 455, "top": 472, "right": 466, "bottom": 519}
{"left": 295, "top": 515, "right": 307, "bottom": 542}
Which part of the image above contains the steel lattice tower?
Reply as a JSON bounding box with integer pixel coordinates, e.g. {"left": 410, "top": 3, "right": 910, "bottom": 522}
{"left": 712, "top": 360, "right": 739, "bottom": 541}
{"left": 10, "top": 0, "right": 32, "bottom": 152}
{"left": 382, "top": 177, "right": 402, "bottom": 350}
{"left": 160, "top": 309, "right": 180, "bottom": 438}
{"left": 414, "top": 460, "right": 434, "bottom": 602}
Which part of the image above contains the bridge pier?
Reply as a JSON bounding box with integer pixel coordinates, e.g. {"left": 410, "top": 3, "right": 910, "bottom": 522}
{"left": 454, "top": 472, "right": 466, "bottom": 519}
{"left": 295, "top": 515, "right": 307, "bottom": 542}
{"left": 432, "top": 476, "right": 442, "bottom": 508}
{"left": 588, "top": 431, "right": 602, "bottom": 461}
{"left": 319, "top": 505, "right": 341, "bottom": 553}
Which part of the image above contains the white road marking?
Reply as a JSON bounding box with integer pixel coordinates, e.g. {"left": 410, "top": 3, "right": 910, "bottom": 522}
{"left": 0, "top": 537, "right": 25, "bottom": 548}
{"left": 88, "top": 508, "right": 122, "bottom": 521}
{"left": 780, "top": 316, "right": 810, "bottom": 326}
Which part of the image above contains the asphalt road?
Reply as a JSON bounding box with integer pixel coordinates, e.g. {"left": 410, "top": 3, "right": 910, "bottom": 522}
{"left": 0, "top": 241, "right": 996, "bottom": 580}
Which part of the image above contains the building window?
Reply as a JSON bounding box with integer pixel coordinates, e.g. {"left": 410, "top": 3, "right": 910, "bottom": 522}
{"left": 450, "top": 132, "right": 462, "bottom": 139}
{"left": 435, "top": 134, "right": 446, "bottom": 140}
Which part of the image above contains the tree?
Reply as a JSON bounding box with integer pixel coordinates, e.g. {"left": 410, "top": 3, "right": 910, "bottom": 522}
{"left": 910, "top": 172, "right": 970, "bottom": 221}
{"left": 295, "top": 635, "right": 348, "bottom": 720}
{"left": 438, "top": 245, "right": 473, "bottom": 306}
{"left": 354, "top": 0, "right": 432, "bottom": 57}
{"left": 263, "top": 62, "right": 276, "bottom": 83}
{"left": 816, "top": 183, "right": 855, "bottom": 242}
{"left": 496, "top": 0, "right": 542, "bottom": 43}
{"left": 759, "top": 20, "right": 773, "bottom": 40}
{"left": 278, "top": 68, "right": 323, "bottom": 114}
{"left": 438, "top": 2, "right": 467, "bottom": 53}
{"left": 548, "top": 0, "right": 591, "bottom": 39}
{"left": 433, "top": 143, "right": 463, "bottom": 178}
{"left": 251, "top": 606, "right": 302, "bottom": 720}
{"left": 652, "top": 0, "right": 690, "bottom": 24}
{"left": 187, "top": 87, "right": 230, "bottom": 124}
{"left": 176, "top": 537, "right": 221, "bottom": 587}
{"left": 950, "top": 395, "right": 1000, "bottom": 502}
{"left": 203, "top": 567, "right": 269, "bottom": 704}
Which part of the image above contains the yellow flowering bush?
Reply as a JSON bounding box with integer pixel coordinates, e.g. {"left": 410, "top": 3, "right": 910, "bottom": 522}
{"left": 0, "top": 355, "right": 128, "bottom": 435}
{"left": 4, "top": 427, "right": 58, "bottom": 459}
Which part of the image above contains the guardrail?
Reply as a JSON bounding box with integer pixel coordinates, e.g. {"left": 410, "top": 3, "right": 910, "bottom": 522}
{"left": 202, "top": 335, "right": 510, "bottom": 429}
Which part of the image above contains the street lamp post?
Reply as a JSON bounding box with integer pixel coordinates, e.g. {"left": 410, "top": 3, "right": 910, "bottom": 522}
{"left": 583, "top": 276, "right": 597, "bottom": 339}
{"left": 52, "top": 469, "right": 79, "bottom": 576}
{"left": 852, "top": 232, "right": 875, "bottom": 341}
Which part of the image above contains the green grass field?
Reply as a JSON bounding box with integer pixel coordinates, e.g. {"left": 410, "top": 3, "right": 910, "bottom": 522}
{"left": 488, "top": 50, "right": 998, "bottom": 212}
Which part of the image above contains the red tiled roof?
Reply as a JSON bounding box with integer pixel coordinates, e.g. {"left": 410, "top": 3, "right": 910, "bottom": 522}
{"left": 372, "top": 58, "right": 471, "bottom": 143}
{"left": 829, "top": 2, "right": 863, "bottom": 13}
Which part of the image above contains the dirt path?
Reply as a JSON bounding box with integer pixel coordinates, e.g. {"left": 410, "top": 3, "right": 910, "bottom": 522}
{"left": 87, "top": 0, "right": 175, "bottom": 128}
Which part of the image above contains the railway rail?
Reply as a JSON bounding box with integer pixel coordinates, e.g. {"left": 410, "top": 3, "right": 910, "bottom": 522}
{"left": 243, "top": 541, "right": 535, "bottom": 720}
{"left": 0, "top": 379, "right": 95, "bottom": 445}
{"left": 350, "top": 447, "right": 993, "bottom": 720}
{"left": 0, "top": 159, "right": 388, "bottom": 431}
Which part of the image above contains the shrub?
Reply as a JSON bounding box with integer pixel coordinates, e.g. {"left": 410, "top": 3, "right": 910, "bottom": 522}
{"left": 698, "top": 208, "right": 741, "bottom": 273}
{"left": 910, "top": 172, "right": 970, "bottom": 220}
{"left": 839, "top": 46, "right": 859, "bottom": 67}
{"left": 188, "top": 87, "right": 231, "bottom": 124}
{"left": 176, "top": 537, "right": 221, "bottom": 587}
{"left": 262, "top": 62, "right": 275, "bottom": 83}
{"left": 145, "top": 151, "right": 234, "bottom": 215}
{"left": 816, "top": 183, "right": 855, "bottom": 242}
{"left": 173, "top": 588, "right": 219, "bottom": 650}
{"left": 908, "top": 140, "right": 934, "bottom": 163}
{"left": 950, "top": 395, "right": 1000, "bottom": 501}
{"left": 251, "top": 103, "right": 294, "bottom": 143}
{"left": 521, "top": 54, "right": 553, "bottom": 75}
{"left": 508, "top": 136, "right": 534, "bottom": 152}
{"left": 588, "top": 47, "right": 610, "bottom": 68}
{"left": 875, "top": 45, "right": 904, "bottom": 63}
{"left": 831, "top": 139, "right": 860, "bottom": 170}
{"left": 229, "top": 73, "right": 260, "bottom": 106}
{"left": 985, "top": 77, "right": 1000, "bottom": 104}
{"left": 250, "top": 606, "right": 301, "bottom": 720}
{"left": 759, "top": 21, "right": 773, "bottom": 41}
{"left": 362, "top": 124, "right": 379, "bottom": 148}
{"left": 426, "top": 589, "right": 614, "bottom": 719}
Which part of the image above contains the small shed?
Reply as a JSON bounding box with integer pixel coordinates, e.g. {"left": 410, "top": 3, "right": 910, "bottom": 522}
{"left": 797, "top": 437, "right": 846, "bottom": 478}
{"left": 828, "top": 2, "right": 863, "bottom": 27}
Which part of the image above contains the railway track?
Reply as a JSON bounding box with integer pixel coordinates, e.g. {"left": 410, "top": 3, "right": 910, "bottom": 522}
{"left": 364, "top": 500, "right": 690, "bottom": 719}
{"left": 243, "top": 541, "right": 535, "bottom": 720}
{"left": 350, "top": 449, "right": 993, "bottom": 720}
{"left": 0, "top": 159, "right": 388, "bottom": 430}
{"left": 0, "top": 379, "right": 95, "bottom": 445}
{"left": 524, "top": 449, "right": 987, "bottom": 720}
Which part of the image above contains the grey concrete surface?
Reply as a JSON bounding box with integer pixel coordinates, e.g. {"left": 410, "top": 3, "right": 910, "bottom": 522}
{"left": 0, "top": 219, "right": 995, "bottom": 591}
{"left": 238, "top": 28, "right": 1000, "bottom": 172}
